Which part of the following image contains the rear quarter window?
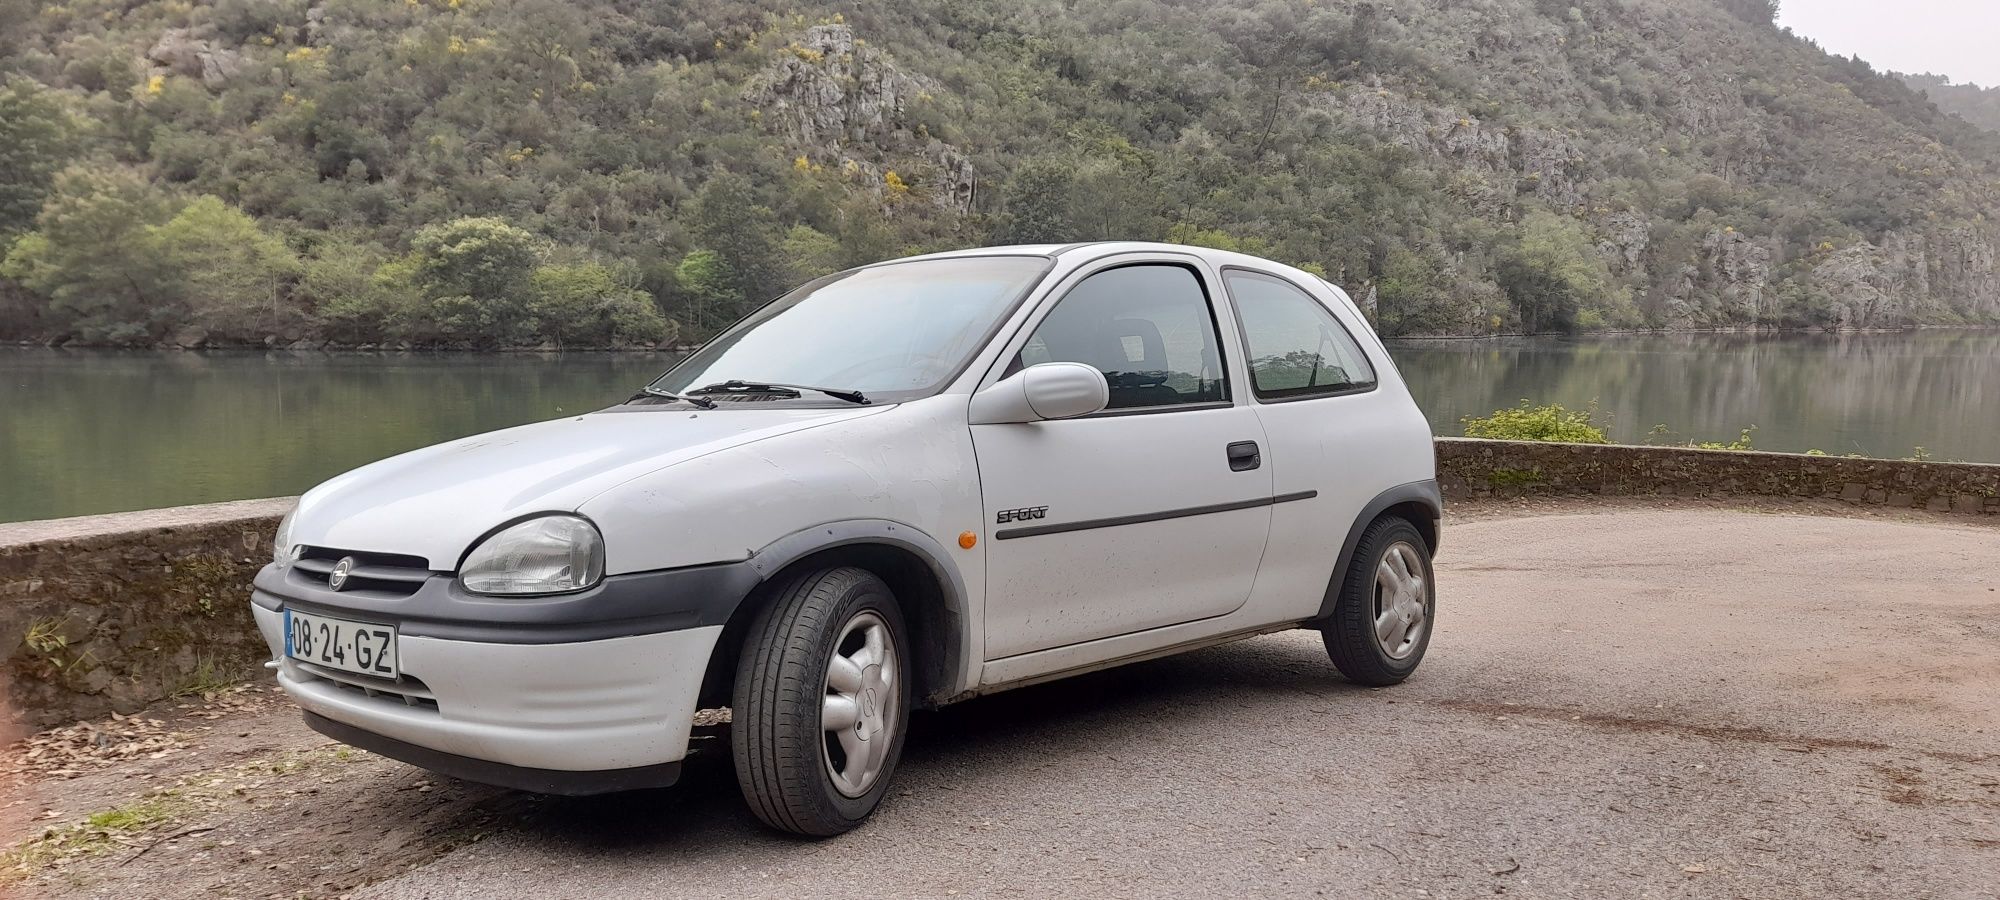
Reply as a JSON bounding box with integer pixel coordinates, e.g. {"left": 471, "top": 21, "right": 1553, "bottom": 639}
{"left": 1224, "top": 270, "right": 1378, "bottom": 400}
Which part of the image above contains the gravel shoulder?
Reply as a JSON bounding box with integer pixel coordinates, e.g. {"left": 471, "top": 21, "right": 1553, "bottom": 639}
{"left": 4, "top": 498, "right": 1997, "bottom": 899}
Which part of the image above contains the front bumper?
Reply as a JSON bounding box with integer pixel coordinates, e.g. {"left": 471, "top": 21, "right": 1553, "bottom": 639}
{"left": 252, "top": 604, "right": 723, "bottom": 776}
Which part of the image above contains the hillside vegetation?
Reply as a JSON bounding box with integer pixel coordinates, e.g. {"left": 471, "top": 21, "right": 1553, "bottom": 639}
{"left": 3, "top": 0, "right": 1999, "bottom": 348}
{"left": 1899, "top": 73, "right": 2000, "bottom": 135}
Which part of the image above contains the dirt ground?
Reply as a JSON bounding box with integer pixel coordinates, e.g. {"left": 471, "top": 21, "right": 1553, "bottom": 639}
{"left": 2, "top": 498, "right": 1996, "bottom": 899}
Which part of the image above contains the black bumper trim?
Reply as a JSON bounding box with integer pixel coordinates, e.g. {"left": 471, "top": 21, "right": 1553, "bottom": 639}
{"left": 252, "top": 558, "right": 760, "bottom": 645}
{"left": 303, "top": 711, "right": 682, "bottom": 796}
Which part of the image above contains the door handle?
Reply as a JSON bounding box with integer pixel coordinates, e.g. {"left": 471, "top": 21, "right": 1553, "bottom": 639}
{"left": 1226, "top": 441, "right": 1261, "bottom": 472}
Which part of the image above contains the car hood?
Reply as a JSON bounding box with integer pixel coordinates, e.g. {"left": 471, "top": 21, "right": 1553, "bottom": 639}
{"left": 288, "top": 404, "right": 890, "bottom": 568}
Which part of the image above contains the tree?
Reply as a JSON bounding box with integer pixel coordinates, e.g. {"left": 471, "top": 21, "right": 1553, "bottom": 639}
{"left": 0, "top": 77, "right": 76, "bottom": 238}
{"left": 308, "top": 239, "right": 418, "bottom": 345}
{"left": 528, "top": 261, "right": 669, "bottom": 347}
{"left": 411, "top": 216, "right": 542, "bottom": 302}
{"left": 150, "top": 196, "right": 302, "bottom": 341}
{"left": 1165, "top": 222, "right": 1274, "bottom": 257}
{"left": 672, "top": 249, "right": 738, "bottom": 338}
{"left": 1496, "top": 213, "right": 1621, "bottom": 334}
{"left": 1717, "top": 0, "right": 1780, "bottom": 26}
{"left": 1373, "top": 244, "right": 1454, "bottom": 336}
{"left": 0, "top": 0, "right": 31, "bottom": 57}
{"left": 0, "top": 167, "right": 181, "bottom": 343}
{"left": 408, "top": 217, "right": 542, "bottom": 346}
{"left": 779, "top": 224, "right": 842, "bottom": 284}
{"left": 1068, "top": 155, "right": 1165, "bottom": 242}
{"left": 690, "top": 174, "right": 782, "bottom": 314}
{"left": 993, "top": 160, "right": 1077, "bottom": 244}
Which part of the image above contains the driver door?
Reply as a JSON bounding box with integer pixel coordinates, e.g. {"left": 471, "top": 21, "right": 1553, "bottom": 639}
{"left": 972, "top": 259, "right": 1274, "bottom": 661}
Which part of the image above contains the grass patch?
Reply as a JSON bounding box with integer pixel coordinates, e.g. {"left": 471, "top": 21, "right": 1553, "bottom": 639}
{"left": 2, "top": 796, "right": 183, "bottom": 879}
{"left": 169, "top": 655, "right": 236, "bottom": 699}
{"left": 84, "top": 804, "right": 171, "bottom": 832}
{"left": 0, "top": 746, "right": 369, "bottom": 884}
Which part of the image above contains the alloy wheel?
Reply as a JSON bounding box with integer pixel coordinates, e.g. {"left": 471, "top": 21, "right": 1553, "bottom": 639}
{"left": 821, "top": 610, "right": 899, "bottom": 798}
{"left": 1372, "top": 541, "right": 1431, "bottom": 660}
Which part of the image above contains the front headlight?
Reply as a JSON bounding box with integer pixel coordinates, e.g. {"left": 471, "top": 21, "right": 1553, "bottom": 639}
{"left": 458, "top": 515, "right": 605, "bottom": 595}
{"left": 272, "top": 507, "right": 298, "bottom": 569}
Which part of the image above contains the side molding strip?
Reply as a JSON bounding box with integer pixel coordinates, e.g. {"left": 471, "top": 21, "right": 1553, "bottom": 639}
{"left": 994, "top": 490, "right": 1318, "bottom": 541}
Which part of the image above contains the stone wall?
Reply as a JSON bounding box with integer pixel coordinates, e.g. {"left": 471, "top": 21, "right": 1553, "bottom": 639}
{"left": 1437, "top": 438, "right": 2000, "bottom": 514}
{"left": 3, "top": 441, "right": 1996, "bottom": 730}
{"left": 0, "top": 499, "right": 289, "bottom": 731}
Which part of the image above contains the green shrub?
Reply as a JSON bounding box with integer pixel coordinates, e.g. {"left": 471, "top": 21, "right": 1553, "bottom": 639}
{"left": 1461, "top": 401, "right": 1610, "bottom": 444}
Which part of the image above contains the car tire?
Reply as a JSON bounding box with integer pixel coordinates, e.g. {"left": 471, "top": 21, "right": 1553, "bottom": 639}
{"left": 1322, "top": 516, "right": 1435, "bottom": 686}
{"left": 731, "top": 565, "right": 911, "bottom": 836}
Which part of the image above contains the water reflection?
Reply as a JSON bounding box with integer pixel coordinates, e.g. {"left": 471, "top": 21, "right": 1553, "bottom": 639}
{"left": 0, "top": 351, "right": 675, "bottom": 523}
{"left": 1392, "top": 330, "right": 2000, "bottom": 461}
{"left": 3, "top": 331, "right": 1996, "bottom": 523}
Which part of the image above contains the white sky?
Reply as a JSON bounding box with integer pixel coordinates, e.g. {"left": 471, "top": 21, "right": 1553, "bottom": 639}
{"left": 1778, "top": 1, "right": 2000, "bottom": 87}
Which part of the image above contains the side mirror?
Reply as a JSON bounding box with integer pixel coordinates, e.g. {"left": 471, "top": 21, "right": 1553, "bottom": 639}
{"left": 968, "top": 362, "right": 1110, "bottom": 425}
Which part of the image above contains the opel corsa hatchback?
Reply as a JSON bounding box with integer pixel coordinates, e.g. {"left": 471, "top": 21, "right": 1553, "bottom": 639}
{"left": 253, "top": 242, "right": 1441, "bottom": 835}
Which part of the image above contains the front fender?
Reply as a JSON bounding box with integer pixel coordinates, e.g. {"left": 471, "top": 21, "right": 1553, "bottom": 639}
{"left": 578, "top": 398, "right": 986, "bottom": 700}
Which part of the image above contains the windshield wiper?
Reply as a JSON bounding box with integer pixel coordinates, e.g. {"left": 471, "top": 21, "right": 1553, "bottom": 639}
{"left": 691, "top": 380, "right": 870, "bottom": 405}
{"left": 631, "top": 385, "right": 716, "bottom": 409}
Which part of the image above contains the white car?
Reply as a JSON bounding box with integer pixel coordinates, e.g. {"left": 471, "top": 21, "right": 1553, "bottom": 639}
{"left": 252, "top": 242, "right": 1440, "bottom": 835}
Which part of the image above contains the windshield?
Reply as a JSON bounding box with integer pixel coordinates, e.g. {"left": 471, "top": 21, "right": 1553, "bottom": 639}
{"left": 651, "top": 255, "right": 1052, "bottom": 403}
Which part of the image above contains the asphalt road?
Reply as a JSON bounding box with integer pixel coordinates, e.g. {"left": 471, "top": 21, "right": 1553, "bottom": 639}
{"left": 360, "top": 507, "right": 2000, "bottom": 899}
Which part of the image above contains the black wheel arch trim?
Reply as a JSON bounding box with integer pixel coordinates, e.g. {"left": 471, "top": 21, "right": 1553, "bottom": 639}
{"left": 738, "top": 519, "right": 971, "bottom": 704}
{"left": 1309, "top": 479, "right": 1443, "bottom": 623}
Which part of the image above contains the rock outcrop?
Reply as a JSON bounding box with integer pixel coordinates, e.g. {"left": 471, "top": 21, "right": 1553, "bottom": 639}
{"left": 745, "top": 25, "right": 975, "bottom": 213}
{"left": 1804, "top": 226, "right": 2000, "bottom": 328}
{"left": 1318, "top": 67, "right": 2000, "bottom": 330}
{"left": 147, "top": 27, "right": 244, "bottom": 88}
{"left": 1595, "top": 211, "right": 1651, "bottom": 273}
{"left": 1321, "top": 85, "right": 1587, "bottom": 212}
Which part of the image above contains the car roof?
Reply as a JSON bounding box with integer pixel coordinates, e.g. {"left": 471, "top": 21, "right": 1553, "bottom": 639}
{"left": 893, "top": 241, "right": 1303, "bottom": 273}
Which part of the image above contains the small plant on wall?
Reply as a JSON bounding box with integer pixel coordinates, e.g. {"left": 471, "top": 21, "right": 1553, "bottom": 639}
{"left": 1646, "top": 424, "right": 1758, "bottom": 451}
{"left": 18, "top": 614, "right": 99, "bottom": 683}
{"left": 1462, "top": 401, "right": 1610, "bottom": 444}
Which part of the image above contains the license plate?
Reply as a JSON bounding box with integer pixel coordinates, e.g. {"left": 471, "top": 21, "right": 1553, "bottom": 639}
{"left": 285, "top": 610, "right": 398, "bottom": 679}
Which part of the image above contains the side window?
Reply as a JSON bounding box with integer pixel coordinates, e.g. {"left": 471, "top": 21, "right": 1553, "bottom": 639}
{"left": 1226, "top": 270, "right": 1378, "bottom": 400}
{"left": 1012, "top": 264, "right": 1229, "bottom": 410}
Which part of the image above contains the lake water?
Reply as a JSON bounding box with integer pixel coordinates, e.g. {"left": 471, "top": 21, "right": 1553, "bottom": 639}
{"left": 3, "top": 330, "right": 1996, "bottom": 524}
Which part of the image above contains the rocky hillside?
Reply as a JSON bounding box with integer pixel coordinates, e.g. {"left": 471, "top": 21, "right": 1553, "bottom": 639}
{"left": 2, "top": 0, "right": 1998, "bottom": 347}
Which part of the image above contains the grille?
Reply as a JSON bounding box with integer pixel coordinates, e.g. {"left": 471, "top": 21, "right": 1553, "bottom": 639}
{"left": 291, "top": 547, "right": 434, "bottom": 598}
{"left": 296, "top": 661, "right": 440, "bottom": 711}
